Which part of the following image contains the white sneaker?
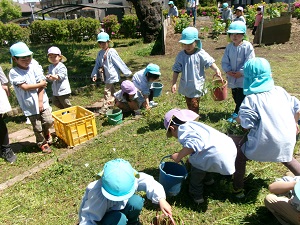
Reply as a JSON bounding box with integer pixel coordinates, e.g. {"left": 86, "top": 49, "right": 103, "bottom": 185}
{"left": 194, "top": 197, "right": 204, "bottom": 204}
{"left": 26, "top": 117, "right": 31, "bottom": 124}
{"left": 149, "top": 101, "right": 158, "bottom": 108}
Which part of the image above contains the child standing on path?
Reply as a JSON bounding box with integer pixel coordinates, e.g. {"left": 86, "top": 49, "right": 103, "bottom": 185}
{"left": 9, "top": 42, "right": 53, "bottom": 154}
{"left": 168, "top": 1, "right": 178, "bottom": 18}
{"left": 171, "top": 27, "right": 222, "bottom": 114}
{"left": 252, "top": 6, "right": 263, "bottom": 35}
{"left": 91, "top": 32, "right": 132, "bottom": 113}
{"left": 0, "top": 66, "right": 17, "bottom": 163}
{"left": 46, "top": 46, "right": 71, "bottom": 109}
{"left": 114, "top": 80, "right": 145, "bottom": 116}
{"left": 233, "top": 57, "right": 300, "bottom": 198}
{"left": 164, "top": 108, "right": 237, "bottom": 204}
{"left": 222, "top": 21, "right": 255, "bottom": 122}
{"left": 233, "top": 6, "right": 246, "bottom": 24}
{"left": 79, "top": 158, "right": 172, "bottom": 225}
{"left": 132, "top": 63, "right": 161, "bottom": 109}
{"left": 221, "top": 3, "right": 233, "bottom": 32}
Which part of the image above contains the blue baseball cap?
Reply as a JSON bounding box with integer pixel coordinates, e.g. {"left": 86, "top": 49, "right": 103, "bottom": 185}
{"left": 179, "top": 27, "right": 202, "bottom": 49}
{"left": 223, "top": 3, "right": 229, "bottom": 8}
{"left": 144, "top": 63, "right": 161, "bottom": 76}
{"left": 98, "top": 159, "right": 139, "bottom": 201}
{"left": 10, "top": 42, "right": 33, "bottom": 57}
{"left": 97, "top": 32, "right": 110, "bottom": 42}
{"left": 227, "top": 21, "right": 247, "bottom": 34}
{"left": 168, "top": 1, "right": 174, "bottom": 5}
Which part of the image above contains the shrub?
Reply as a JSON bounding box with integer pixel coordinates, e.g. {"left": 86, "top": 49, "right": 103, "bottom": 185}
{"left": 292, "top": 1, "right": 300, "bottom": 18}
{"left": 174, "top": 13, "right": 191, "bottom": 33}
{"left": 0, "top": 22, "right": 30, "bottom": 46}
{"left": 211, "top": 19, "right": 225, "bottom": 40}
{"left": 102, "top": 15, "right": 121, "bottom": 38}
{"left": 120, "top": 14, "right": 140, "bottom": 38}
{"left": 197, "top": 6, "right": 220, "bottom": 18}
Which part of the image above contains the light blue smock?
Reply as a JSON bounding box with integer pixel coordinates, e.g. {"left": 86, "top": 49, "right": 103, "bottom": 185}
{"left": 9, "top": 59, "right": 50, "bottom": 117}
{"left": 78, "top": 172, "right": 166, "bottom": 225}
{"left": 222, "top": 8, "right": 233, "bottom": 21}
{"left": 234, "top": 16, "right": 246, "bottom": 24}
{"left": 168, "top": 6, "right": 179, "bottom": 17}
{"left": 132, "top": 69, "right": 152, "bottom": 96}
{"left": 114, "top": 89, "right": 145, "bottom": 108}
{"left": 48, "top": 62, "right": 71, "bottom": 96}
{"left": 178, "top": 121, "right": 237, "bottom": 175}
{"left": 0, "top": 66, "right": 11, "bottom": 114}
{"left": 91, "top": 48, "right": 132, "bottom": 84}
{"left": 172, "top": 49, "right": 215, "bottom": 98}
{"left": 221, "top": 40, "right": 255, "bottom": 89}
{"left": 239, "top": 86, "right": 300, "bottom": 162}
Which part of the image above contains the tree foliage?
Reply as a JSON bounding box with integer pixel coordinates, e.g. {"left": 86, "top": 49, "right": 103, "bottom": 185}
{"left": 0, "top": 0, "right": 22, "bottom": 23}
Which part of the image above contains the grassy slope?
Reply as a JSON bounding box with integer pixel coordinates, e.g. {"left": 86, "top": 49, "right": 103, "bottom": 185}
{"left": 0, "top": 35, "right": 299, "bottom": 224}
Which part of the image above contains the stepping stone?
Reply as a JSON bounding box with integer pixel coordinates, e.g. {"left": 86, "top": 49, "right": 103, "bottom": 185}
{"left": 9, "top": 129, "right": 34, "bottom": 143}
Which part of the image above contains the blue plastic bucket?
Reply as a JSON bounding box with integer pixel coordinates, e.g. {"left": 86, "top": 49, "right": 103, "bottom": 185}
{"left": 151, "top": 82, "right": 163, "bottom": 97}
{"left": 159, "top": 155, "right": 188, "bottom": 196}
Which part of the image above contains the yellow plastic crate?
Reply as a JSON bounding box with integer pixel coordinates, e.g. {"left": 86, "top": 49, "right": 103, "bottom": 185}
{"left": 52, "top": 106, "right": 97, "bottom": 147}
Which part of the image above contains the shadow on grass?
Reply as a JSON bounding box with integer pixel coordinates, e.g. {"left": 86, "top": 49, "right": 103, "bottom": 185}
{"left": 200, "top": 111, "right": 230, "bottom": 123}
{"left": 136, "top": 120, "right": 165, "bottom": 134}
{"left": 242, "top": 206, "right": 279, "bottom": 225}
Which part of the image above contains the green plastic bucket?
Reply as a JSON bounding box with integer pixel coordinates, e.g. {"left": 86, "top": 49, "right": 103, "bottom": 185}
{"left": 106, "top": 109, "right": 122, "bottom": 125}
{"left": 151, "top": 82, "right": 163, "bottom": 97}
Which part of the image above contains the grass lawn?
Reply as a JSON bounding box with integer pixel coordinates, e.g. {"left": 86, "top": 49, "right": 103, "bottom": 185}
{"left": 0, "top": 25, "right": 299, "bottom": 224}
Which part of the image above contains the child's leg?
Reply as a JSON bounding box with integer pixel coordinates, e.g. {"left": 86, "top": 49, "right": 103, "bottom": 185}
{"left": 185, "top": 96, "right": 200, "bottom": 114}
{"left": 282, "top": 158, "right": 300, "bottom": 176}
{"left": 149, "top": 89, "right": 154, "bottom": 102}
{"left": 232, "top": 88, "right": 245, "bottom": 114}
{"left": 40, "top": 108, "right": 54, "bottom": 137}
{"left": 189, "top": 165, "right": 206, "bottom": 201}
{"left": 0, "top": 114, "right": 9, "bottom": 146}
{"left": 115, "top": 101, "right": 131, "bottom": 112}
{"left": 101, "top": 211, "right": 127, "bottom": 225}
{"left": 57, "top": 94, "right": 72, "bottom": 109}
{"left": 121, "top": 194, "right": 144, "bottom": 225}
{"left": 28, "top": 114, "right": 47, "bottom": 147}
{"left": 52, "top": 96, "right": 64, "bottom": 109}
{"left": 233, "top": 146, "right": 248, "bottom": 190}
{"left": 104, "top": 83, "right": 115, "bottom": 104}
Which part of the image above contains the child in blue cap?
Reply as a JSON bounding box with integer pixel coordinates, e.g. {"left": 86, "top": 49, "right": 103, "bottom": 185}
{"left": 91, "top": 32, "right": 132, "bottom": 114}
{"left": 171, "top": 27, "right": 223, "bottom": 114}
{"left": 164, "top": 108, "right": 237, "bottom": 204}
{"left": 265, "top": 176, "right": 300, "bottom": 224}
{"left": 168, "top": 1, "right": 178, "bottom": 18}
{"left": 9, "top": 42, "right": 53, "bottom": 154}
{"left": 132, "top": 63, "right": 161, "bottom": 109}
{"left": 233, "top": 58, "right": 300, "bottom": 198}
{"left": 222, "top": 21, "right": 255, "bottom": 122}
{"left": 78, "top": 158, "right": 172, "bottom": 225}
{"left": 221, "top": 3, "right": 233, "bottom": 32}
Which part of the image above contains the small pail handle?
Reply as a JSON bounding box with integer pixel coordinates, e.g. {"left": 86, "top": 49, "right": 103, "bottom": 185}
{"left": 160, "top": 155, "right": 188, "bottom": 179}
{"left": 213, "top": 74, "right": 225, "bottom": 84}
{"left": 107, "top": 117, "right": 122, "bottom": 122}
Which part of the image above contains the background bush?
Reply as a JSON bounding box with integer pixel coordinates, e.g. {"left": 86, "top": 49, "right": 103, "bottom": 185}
{"left": 0, "top": 22, "right": 30, "bottom": 46}
{"left": 102, "top": 15, "right": 121, "bottom": 38}
{"left": 119, "top": 14, "right": 140, "bottom": 38}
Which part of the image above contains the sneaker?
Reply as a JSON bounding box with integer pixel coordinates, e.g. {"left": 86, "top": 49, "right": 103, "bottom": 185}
{"left": 45, "top": 133, "right": 53, "bottom": 145}
{"left": 1, "top": 147, "right": 17, "bottom": 164}
{"left": 26, "top": 117, "right": 31, "bottom": 124}
{"left": 134, "top": 109, "right": 141, "bottom": 116}
{"left": 149, "top": 101, "right": 158, "bottom": 108}
{"left": 231, "top": 187, "right": 245, "bottom": 198}
{"left": 227, "top": 113, "right": 238, "bottom": 123}
{"left": 40, "top": 143, "right": 52, "bottom": 154}
{"left": 194, "top": 197, "right": 204, "bottom": 204}
{"left": 204, "top": 179, "right": 215, "bottom": 186}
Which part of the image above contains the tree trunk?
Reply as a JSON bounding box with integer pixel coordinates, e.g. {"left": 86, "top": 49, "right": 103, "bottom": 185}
{"left": 127, "top": 0, "right": 162, "bottom": 43}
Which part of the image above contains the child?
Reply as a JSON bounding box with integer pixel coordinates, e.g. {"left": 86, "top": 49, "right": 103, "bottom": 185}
{"left": 221, "top": 21, "right": 255, "bottom": 122}
{"left": 171, "top": 27, "right": 222, "bottom": 114}
{"left": 78, "top": 158, "right": 172, "bottom": 224}
{"left": 265, "top": 176, "right": 300, "bottom": 225}
{"left": 233, "top": 57, "right": 300, "bottom": 198}
{"left": 221, "top": 3, "right": 233, "bottom": 32}
{"left": 168, "top": 1, "right": 178, "bottom": 18}
{"left": 233, "top": 6, "right": 246, "bottom": 24}
{"left": 91, "top": 32, "right": 132, "bottom": 113}
{"left": 46, "top": 46, "right": 71, "bottom": 109}
{"left": 9, "top": 42, "right": 53, "bottom": 154}
{"left": 164, "top": 108, "right": 237, "bottom": 204}
{"left": 0, "top": 66, "right": 17, "bottom": 163}
{"left": 186, "top": 0, "right": 197, "bottom": 27}
{"left": 132, "top": 63, "right": 161, "bottom": 109}
{"left": 252, "top": 6, "right": 263, "bottom": 35}
{"left": 114, "top": 80, "right": 146, "bottom": 116}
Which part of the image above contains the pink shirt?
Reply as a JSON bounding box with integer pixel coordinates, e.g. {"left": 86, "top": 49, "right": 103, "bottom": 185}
{"left": 254, "top": 13, "right": 262, "bottom": 26}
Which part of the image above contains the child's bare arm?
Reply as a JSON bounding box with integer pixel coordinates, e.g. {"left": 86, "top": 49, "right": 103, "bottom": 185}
{"left": 37, "top": 87, "right": 44, "bottom": 112}
{"left": 171, "top": 72, "right": 179, "bottom": 93}
{"left": 210, "top": 63, "right": 222, "bottom": 78}
{"left": 268, "top": 180, "right": 297, "bottom": 194}
{"left": 19, "top": 80, "right": 47, "bottom": 90}
{"left": 171, "top": 147, "right": 194, "bottom": 163}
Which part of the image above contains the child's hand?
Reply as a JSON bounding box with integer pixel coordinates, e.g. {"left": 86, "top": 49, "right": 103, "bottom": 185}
{"left": 171, "top": 84, "right": 177, "bottom": 93}
{"left": 39, "top": 80, "right": 47, "bottom": 88}
{"left": 234, "top": 71, "right": 243, "bottom": 78}
{"left": 171, "top": 153, "right": 180, "bottom": 163}
{"left": 159, "top": 198, "right": 172, "bottom": 217}
{"left": 92, "top": 76, "right": 97, "bottom": 82}
{"left": 227, "top": 71, "right": 236, "bottom": 77}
